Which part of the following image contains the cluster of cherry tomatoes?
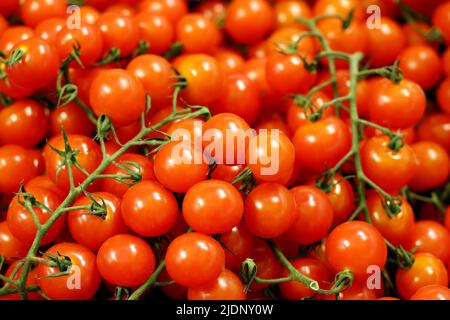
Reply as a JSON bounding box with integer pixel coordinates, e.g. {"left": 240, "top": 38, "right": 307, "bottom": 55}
{"left": 0, "top": 0, "right": 449, "bottom": 301}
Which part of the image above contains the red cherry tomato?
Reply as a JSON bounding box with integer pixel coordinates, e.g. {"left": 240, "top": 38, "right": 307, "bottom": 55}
{"left": 49, "top": 103, "right": 95, "bottom": 137}
{"left": 410, "top": 285, "right": 450, "bottom": 300}
{"left": 0, "top": 145, "right": 36, "bottom": 194}
{"left": 1, "top": 261, "right": 41, "bottom": 300}
{"left": 20, "top": 0, "right": 66, "bottom": 28}
{"left": 0, "top": 221, "right": 29, "bottom": 263}
{"left": 220, "top": 224, "right": 255, "bottom": 271}
{"left": 187, "top": 269, "right": 246, "bottom": 300}
{"left": 135, "top": 12, "right": 174, "bottom": 54}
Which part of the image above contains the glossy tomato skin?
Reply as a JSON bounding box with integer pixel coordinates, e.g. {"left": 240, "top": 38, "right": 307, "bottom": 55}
{"left": 68, "top": 192, "right": 128, "bottom": 251}
{"left": 121, "top": 181, "right": 178, "bottom": 237}
{"left": 396, "top": 253, "right": 448, "bottom": 299}
{"left": 100, "top": 153, "right": 155, "bottom": 197}
{"left": 97, "top": 234, "right": 156, "bottom": 287}
{"left": 214, "top": 48, "right": 245, "bottom": 77}
{"left": 366, "top": 190, "right": 415, "bottom": 246}
{"left": 0, "top": 99, "right": 48, "bottom": 147}
{"left": 49, "top": 102, "right": 95, "bottom": 137}
{"left": 433, "top": 1, "right": 450, "bottom": 45}
{"left": 173, "top": 54, "right": 224, "bottom": 106}
{"left": 398, "top": 44, "right": 443, "bottom": 90}
{"left": 188, "top": 269, "right": 246, "bottom": 300}
{"left": 183, "top": 180, "right": 243, "bottom": 235}
{"left": 135, "top": 12, "right": 174, "bottom": 54}
{"left": 0, "top": 26, "right": 34, "bottom": 54}
{"left": 360, "top": 135, "right": 417, "bottom": 193}
{"left": 405, "top": 221, "right": 450, "bottom": 265}
{"left": 44, "top": 134, "right": 102, "bottom": 192}
{"left": 0, "top": 145, "right": 36, "bottom": 194}
{"left": 285, "top": 186, "right": 333, "bottom": 245}
{"left": 220, "top": 224, "right": 255, "bottom": 271}
{"left": 437, "top": 77, "right": 450, "bottom": 115}
{"left": 274, "top": 0, "right": 312, "bottom": 28}
{"left": 127, "top": 54, "right": 175, "bottom": 109}
{"left": 0, "top": 221, "right": 29, "bottom": 263}
{"left": 247, "top": 131, "right": 295, "bottom": 182}
{"left": 280, "top": 258, "right": 330, "bottom": 300}
{"left": 244, "top": 183, "right": 296, "bottom": 238}
{"left": 293, "top": 117, "right": 352, "bottom": 172}
{"left": 417, "top": 113, "right": 450, "bottom": 152}
{"left": 410, "top": 285, "right": 450, "bottom": 300}
{"left": 225, "top": 0, "right": 275, "bottom": 45}
{"left": 56, "top": 24, "right": 104, "bottom": 67}
{"left": 37, "top": 242, "right": 101, "bottom": 300}
{"left": 409, "top": 141, "right": 450, "bottom": 191}
{"left": 176, "top": 13, "right": 222, "bottom": 54}
{"left": 20, "top": 0, "right": 66, "bottom": 28}
{"left": 212, "top": 73, "right": 261, "bottom": 125}
{"left": 309, "top": 174, "right": 355, "bottom": 226}
{"left": 326, "top": 221, "right": 387, "bottom": 279}
{"left": 7, "top": 186, "right": 65, "bottom": 246}
{"left": 35, "top": 18, "right": 65, "bottom": 44}
{"left": 165, "top": 232, "right": 225, "bottom": 288}
{"left": 369, "top": 78, "right": 426, "bottom": 130}
{"left": 89, "top": 69, "right": 146, "bottom": 126}
{"left": 7, "top": 38, "right": 59, "bottom": 91}
{"left": 138, "top": 0, "right": 188, "bottom": 24}
{"left": 154, "top": 140, "right": 208, "bottom": 193}
{"left": 97, "top": 12, "right": 140, "bottom": 57}
{"left": 366, "top": 17, "right": 406, "bottom": 67}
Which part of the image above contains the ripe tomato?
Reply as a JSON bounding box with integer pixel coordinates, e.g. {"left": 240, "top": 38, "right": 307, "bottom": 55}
{"left": 369, "top": 78, "right": 426, "bottom": 130}
{"left": 35, "top": 18, "right": 66, "bottom": 44}
{"left": 121, "top": 181, "right": 178, "bottom": 237}
{"left": 37, "top": 242, "right": 101, "bottom": 300}
{"left": 210, "top": 164, "right": 245, "bottom": 184}
{"left": 173, "top": 54, "right": 224, "bottom": 106}
{"left": 100, "top": 153, "right": 155, "bottom": 197}
{"left": 244, "top": 183, "right": 296, "bottom": 238}
{"left": 158, "top": 268, "right": 188, "bottom": 300}
{"left": 247, "top": 131, "right": 295, "bottom": 182}
{"left": 176, "top": 13, "right": 222, "bottom": 54}
{"left": 165, "top": 232, "right": 225, "bottom": 288}
{"left": 410, "top": 285, "right": 450, "bottom": 300}
{"left": 0, "top": 99, "right": 48, "bottom": 147}
{"left": 56, "top": 24, "right": 104, "bottom": 67}
{"left": 7, "top": 186, "right": 65, "bottom": 246}
{"left": 398, "top": 44, "right": 442, "bottom": 90}
{"left": 214, "top": 48, "right": 245, "bottom": 77}
{"left": 127, "top": 54, "right": 176, "bottom": 109}
{"left": 0, "top": 0, "right": 19, "bottom": 16}
{"left": 135, "top": 12, "right": 174, "bottom": 54}
{"left": 97, "top": 234, "right": 156, "bottom": 287}
{"left": 49, "top": 103, "right": 95, "bottom": 137}
{"left": 183, "top": 180, "right": 243, "bottom": 235}
{"left": 97, "top": 12, "right": 140, "bottom": 57}
{"left": 248, "top": 238, "right": 283, "bottom": 291}
{"left": 266, "top": 53, "right": 317, "bottom": 96}
{"left": 212, "top": 73, "right": 261, "bottom": 125}
{"left": 187, "top": 269, "right": 246, "bottom": 300}
{"left": 293, "top": 116, "right": 351, "bottom": 172}
{"left": 274, "top": 0, "right": 312, "bottom": 28}
{"left": 366, "top": 17, "right": 406, "bottom": 67}
{"left": 280, "top": 258, "right": 330, "bottom": 300}
{"left": 265, "top": 27, "right": 317, "bottom": 58}
{"left": 313, "top": 0, "right": 363, "bottom": 20}
{"left": 0, "top": 63, "right": 33, "bottom": 99}
{"left": 326, "top": 221, "right": 387, "bottom": 279}
{"left": 322, "top": 279, "right": 378, "bottom": 300}
{"left": 433, "top": 1, "right": 450, "bottom": 45}
{"left": 417, "top": 113, "right": 450, "bottom": 152}
{"left": 437, "top": 77, "right": 450, "bottom": 115}
{"left": 44, "top": 134, "right": 102, "bottom": 192}
{"left": 0, "top": 221, "right": 29, "bottom": 263}
{"left": 203, "top": 112, "right": 251, "bottom": 165}
{"left": 25, "top": 175, "right": 64, "bottom": 199}
{"left": 225, "top": 0, "right": 274, "bottom": 45}
{"left": 80, "top": 6, "right": 101, "bottom": 25}
{"left": 1, "top": 261, "right": 41, "bottom": 300}
{"left": 0, "top": 145, "right": 36, "bottom": 193}
{"left": 138, "top": 0, "right": 188, "bottom": 24}
{"left": 89, "top": 69, "right": 146, "bottom": 126}
{"left": 366, "top": 190, "right": 415, "bottom": 246}
{"left": 20, "top": 0, "right": 66, "bottom": 28}
{"left": 220, "top": 224, "right": 255, "bottom": 271}
{"left": 409, "top": 141, "right": 450, "bottom": 191}
{"left": 68, "top": 192, "right": 128, "bottom": 251}
{"left": 0, "top": 26, "right": 34, "bottom": 53}
{"left": 7, "top": 38, "right": 59, "bottom": 91}
{"left": 396, "top": 253, "right": 448, "bottom": 299}
{"left": 154, "top": 140, "right": 208, "bottom": 193}
{"left": 361, "top": 135, "right": 417, "bottom": 193}
{"left": 405, "top": 221, "right": 450, "bottom": 265}
{"left": 308, "top": 174, "right": 355, "bottom": 226}
{"left": 285, "top": 186, "right": 333, "bottom": 244}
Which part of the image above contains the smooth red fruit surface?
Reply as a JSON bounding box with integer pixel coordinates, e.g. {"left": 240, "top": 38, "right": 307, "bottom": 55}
{"left": 410, "top": 285, "right": 450, "bottom": 300}
{"left": 187, "top": 269, "right": 246, "bottom": 300}
{"left": 0, "top": 221, "right": 29, "bottom": 263}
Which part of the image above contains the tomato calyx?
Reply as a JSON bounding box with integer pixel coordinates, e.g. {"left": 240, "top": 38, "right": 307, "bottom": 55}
{"left": 1, "top": 48, "right": 24, "bottom": 69}
{"left": 164, "top": 41, "right": 183, "bottom": 60}
{"left": 385, "top": 239, "right": 415, "bottom": 270}
{"left": 231, "top": 166, "right": 257, "bottom": 195}
{"left": 38, "top": 252, "right": 73, "bottom": 278}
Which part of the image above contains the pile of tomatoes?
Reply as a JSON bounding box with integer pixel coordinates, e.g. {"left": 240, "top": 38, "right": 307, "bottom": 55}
{"left": 0, "top": 0, "right": 450, "bottom": 301}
